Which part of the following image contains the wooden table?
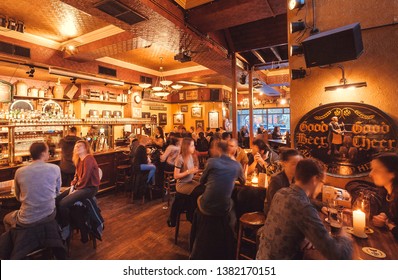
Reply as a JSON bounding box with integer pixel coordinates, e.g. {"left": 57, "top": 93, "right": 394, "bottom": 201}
{"left": 305, "top": 212, "right": 398, "bottom": 260}
{"left": 267, "top": 139, "right": 287, "bottom": 146}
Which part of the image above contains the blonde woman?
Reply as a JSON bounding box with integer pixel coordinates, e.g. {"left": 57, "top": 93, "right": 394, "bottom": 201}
{"left": 56, "top": 140, "right": 100, "bottom": 238}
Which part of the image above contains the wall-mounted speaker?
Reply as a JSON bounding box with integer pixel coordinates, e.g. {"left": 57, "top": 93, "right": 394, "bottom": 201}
{"left": 210, "top": 89, "right": 220, "bottom": 101}
{"left": 302, "top": 23, "right": 363, "bottom": 68}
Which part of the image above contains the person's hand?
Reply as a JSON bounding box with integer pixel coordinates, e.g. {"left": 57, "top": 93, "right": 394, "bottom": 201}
{"left": 191, "top": 167, "right": 199, "bottom": 174}
{"left": 386, "top": 219, "right": 396, "bottom": 231}
{"left": 372, "top": 213, "right": 387, "bottom": 228}
{"left": 321, "top": 206, "right": 328, "bottom": 215}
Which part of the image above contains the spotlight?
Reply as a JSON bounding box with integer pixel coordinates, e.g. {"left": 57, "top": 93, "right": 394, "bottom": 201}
{"left": 16, "top": 21, "right": 24, "bottom": 33}
{"left": 0, "top": 16, "right": 7, "bottom": 28}
{"left": 290, "top": 45, "right": 303, "bottom": 56}
{"left": 7, "top": 18, "right": 16, "bottom": 31}
{"left": 290, "top": 21, "right": 306, "bottom": 34}
{"left": 291, "top": 68, "right": 306, "bottom": 80}
{"left": 288, "top": 0, "right": 305, "bottom": 11}
{"left": 26, "top": 66, "right": 35, "bottom": 78}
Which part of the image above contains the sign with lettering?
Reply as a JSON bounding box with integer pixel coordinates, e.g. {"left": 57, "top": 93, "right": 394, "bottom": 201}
{"left": 294, "top": 102, "right": 398, "bottom": 178}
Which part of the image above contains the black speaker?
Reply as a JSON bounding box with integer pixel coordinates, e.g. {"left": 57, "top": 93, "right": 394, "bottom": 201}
{"left": 302, "top": 23, "right": 363, "bottom": 68}
{"left": 210, "top": 89, "right": 220, "bottom": 101}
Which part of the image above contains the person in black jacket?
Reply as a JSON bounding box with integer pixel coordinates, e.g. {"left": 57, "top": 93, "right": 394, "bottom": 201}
{"left": 370, "top": 153, "right": 398, "bottom": 240}
{"left": 264, "top": 148, "right": 302, "bottom": 216}
{"left": 59, "top": 126, "right": 81, "bottom": 187}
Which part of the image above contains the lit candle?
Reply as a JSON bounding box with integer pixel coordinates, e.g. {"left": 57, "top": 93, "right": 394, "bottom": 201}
{"left": 251, "top": 175, "right": 258, "bottom": 185}
{"left": 353, "top": 209, "right": 366, "bottom": 235}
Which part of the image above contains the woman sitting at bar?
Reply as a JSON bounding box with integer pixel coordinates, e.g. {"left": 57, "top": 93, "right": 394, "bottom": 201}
{"left": 369, "top": 153, "right": 398, "bottom": 240}
{"left": 247, "top": 139, "right": 279, "bottom": 175}
{"left": 56, "top": 140, "right": 100, "bottom": 239}
{"left": 168, "top": 138, "right": 202, "bottom": 226}
{"left": 133, "top": 142, "right": 157, "bottom": 186}
{"left": 160, "top": 136, "right": 180, "bottom": 172}
{"left": 152, "top": 126, "right": 165, "bottom": 149}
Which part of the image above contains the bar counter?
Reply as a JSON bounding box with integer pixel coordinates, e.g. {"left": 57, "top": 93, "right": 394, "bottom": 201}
{"left": 0, "top": 148, "right": 130, "bottom": 192}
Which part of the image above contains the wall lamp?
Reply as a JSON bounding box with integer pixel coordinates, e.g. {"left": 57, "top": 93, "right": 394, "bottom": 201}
{"left": 291, "top": 68, "right": 307, "bottom": 80}
{"left": 290, "top": 21, "right": 306, "bottom": 34}
{"left": 289, "top": 0, "right": 305, "bottom": 11}
{"left": 324, "top": 65, "right": 367, "bottom": 92}
{"left": 49, "top": 67, "right": 124, "bottom": 86}
{"left": 290, "top": 45, "right": 303, "bottom": 56}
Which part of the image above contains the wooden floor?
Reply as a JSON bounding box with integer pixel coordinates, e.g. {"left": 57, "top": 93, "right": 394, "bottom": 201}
{"left": 69, "top": 192, "right": 191, "bottom": 260}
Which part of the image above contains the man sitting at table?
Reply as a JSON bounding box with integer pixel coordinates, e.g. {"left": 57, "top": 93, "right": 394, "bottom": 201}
{"left": 190, "top": 140, "right": 245, "bottom": 259}
{"left": 256, "top": 158, "right": 353, "bottom": 260}
{"left": 3, "top": 142, "right": 61, "bottom": 230}
{"left": 227, "top": 138, "right": 248, "bottom": 174}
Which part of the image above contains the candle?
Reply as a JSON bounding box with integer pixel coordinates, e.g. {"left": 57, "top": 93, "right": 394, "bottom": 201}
{"left": 353, "top": 209, "right": 366, "bottom": 235}
{"left": 251, "top": 175, "right": 258, "bottom": 185}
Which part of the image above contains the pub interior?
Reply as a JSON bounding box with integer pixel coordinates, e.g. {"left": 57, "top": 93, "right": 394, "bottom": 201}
{"left": 0, "top": 0, "right": 397, "bottom": 260}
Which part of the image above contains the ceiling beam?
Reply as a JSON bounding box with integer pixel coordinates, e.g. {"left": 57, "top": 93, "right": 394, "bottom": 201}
{"left": 187, "top": 0, "right": 286, "bottom": 33}
{"left": 270, "top": 47, "right": 282, "bottom": 61}
{"left": 251, "top": 50, "right": 266, "bottom": 64}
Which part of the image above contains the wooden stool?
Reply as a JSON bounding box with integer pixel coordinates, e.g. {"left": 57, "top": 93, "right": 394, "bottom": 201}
{"left": 116, "top": 164, "right": 131, "bottom": 193}
{"left": 131, "top": 171, "right": 153, "bottom": 204}
{"left": 175, "top": 210, "right": 187, "bottom": 245}
{"left": 163, "top": 171, "right": 176, "bottom": 207}
{"left": 236, "top": 211, "right": 265, "bottom": 260}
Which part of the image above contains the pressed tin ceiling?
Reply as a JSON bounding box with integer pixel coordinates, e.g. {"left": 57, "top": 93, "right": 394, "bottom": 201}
{"left": 0, "top": 0, "right": 109, "bottom": 42}
{"left": 174, "top": 0, "right": 214, "bottom": 10}
{"left": 112, "top": 43, "right": 198, "bottom": 71}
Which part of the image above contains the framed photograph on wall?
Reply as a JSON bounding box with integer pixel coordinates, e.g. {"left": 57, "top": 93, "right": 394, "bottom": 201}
{"left": 208, "top": 111, "right": 219, "bottom": 129}
{"left": 196, "top": 120, "right": 204, "bottom": 130}
{"left": 142, "top": 112, "right": 151, "bottom": 118}
{"left": 0, "top": 80, "right": 12, "bottom": 103}
{"left": 181, "top": 105, "right": 188, "bottom": 112}
{"left": 133, "top": 108, "right": 141, "bottom": 118}
{"left": 191, "top": 107, "right": 202, "bottom": 118}
{"left": 159, "top": 113, "right": 167, "bottom": 125}
{"left": 185, "top": 90, "right": 198, "bottom": 100}
{"left": 173, "top": 114, "right": 185, "bottom": 125}
{"left": 179, "top": 92, "right": 185, "bottom": 101}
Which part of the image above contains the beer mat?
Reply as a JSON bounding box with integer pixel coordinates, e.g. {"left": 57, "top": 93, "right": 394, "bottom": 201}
{"left": 344, "top": 226, "right": 374, "bottom": 234}
{"left": 362, "top": 247, "right": 386, "bottom": 259}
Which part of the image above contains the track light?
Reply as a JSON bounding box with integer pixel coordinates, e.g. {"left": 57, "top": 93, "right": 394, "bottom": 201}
{"left": 290, "top": 21, "right": 306, "bottom": 34}
{"left": 288, "top": 0, "right": 305, "bottom": 11}
{"left": 324, "top": 65, "right": 367, "bottom": 92}
{"left": 291, "top": 68, "right": 306, "bottom": 80}
{"left": 290, "top": 45, "right": 303, "bottom": 56}
{"left": 26, "top": 66, "right": 35, "bottom": 78}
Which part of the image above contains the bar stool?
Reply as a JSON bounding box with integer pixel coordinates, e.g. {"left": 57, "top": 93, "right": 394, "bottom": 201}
{"left": 130, "top": 170, "right": 153, "bottom": 204}
{"left": 163, "top": 171, "right": 176, "bottom": 207}
{"left": 236, "top": 211, "right": 265, "bottom": 260}
{"left": 116, "top": 164, "right": 131, "bottom": 193}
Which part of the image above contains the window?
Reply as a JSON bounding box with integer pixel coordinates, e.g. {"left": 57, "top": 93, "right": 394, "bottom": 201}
{"left": 237, "top": 108, "right": 290, "bottom": 135}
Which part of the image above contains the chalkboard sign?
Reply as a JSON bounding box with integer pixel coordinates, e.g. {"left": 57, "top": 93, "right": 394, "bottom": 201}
{"left": 0, "top": 80, "right": 12, "bottom": 103}
{"left": 294, "top": 102, "right": 398, "bottom": 178}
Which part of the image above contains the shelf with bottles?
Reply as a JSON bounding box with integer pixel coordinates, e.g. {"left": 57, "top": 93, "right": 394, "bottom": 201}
{"left": 12, "top": 95, "right": 76, "bottom": 103}
{"left": 77, "top": 98, "right": 127, "bottom": 106}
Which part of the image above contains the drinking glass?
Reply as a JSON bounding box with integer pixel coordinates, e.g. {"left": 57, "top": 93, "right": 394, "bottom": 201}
{"left": 328, "top": 202, "right": 343, "bottom": 235}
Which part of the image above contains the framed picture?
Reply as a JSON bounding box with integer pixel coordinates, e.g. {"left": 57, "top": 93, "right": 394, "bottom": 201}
{"left": 159, "top": 113, "right": 167, "bottom": 125}
{"left": 181, "top": 105, "right": 188, "bottom": 112}
{"left": 0, "top": 80, "right": 12, "bottom": 103}
{"left": 173, "top": 114, "right": 185, "bottom": 125}
{"left": 209, "top": 111, "right": 219, "bottom": 129}
{"left": 196, "top": 120, "right": 204, "bottom": 130}
{"left": 185, "top": 90, "right": 198, "bottom": 100}
{"left": 142, "top": 112, "right": 151, "bottom": 118}
{"left": 179, "top": 92, "right": 185, "bottom": 101}
{"left": 133, "top": 107, "right": 141, "bottom": 118}
{"left": 191, "top": 107, "right": 202, "bottom": 118}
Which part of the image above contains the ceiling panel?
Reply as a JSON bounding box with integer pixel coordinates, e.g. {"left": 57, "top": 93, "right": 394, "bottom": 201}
{"left": 112, "top": 43, "right": 198, "bottom": 71}
{"left": 0, "top": 0, "right": 109, "bottom": 42}
{"left": 174, "top": 0, "right": 214, "bottom": 10}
